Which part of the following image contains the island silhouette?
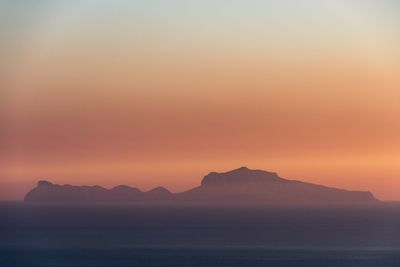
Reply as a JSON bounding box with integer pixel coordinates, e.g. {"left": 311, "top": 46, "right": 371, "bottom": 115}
{"left": 25, "top": 167, "right": 378, "bottom": 203}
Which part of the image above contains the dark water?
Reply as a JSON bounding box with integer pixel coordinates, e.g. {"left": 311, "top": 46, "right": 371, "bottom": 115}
{"left": 1, "top": 202, "right": 400, "bottom": 266}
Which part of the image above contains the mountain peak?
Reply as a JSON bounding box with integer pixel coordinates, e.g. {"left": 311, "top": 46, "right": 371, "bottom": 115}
{"left": 111, "top": 185, "right": 142, "bottom": 194}
{"left": 148, "top": 187, "right": 171, "bottom": 194}
{"left": 201, "top": 167, "right": 282, "bottom": 187}
{"left": 37, "top": 180, "right": 54, "bottom": 187}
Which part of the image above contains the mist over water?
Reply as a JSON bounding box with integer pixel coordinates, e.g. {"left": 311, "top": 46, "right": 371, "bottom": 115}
{"left": 1, "top": 202, "right": 400, "bottom": 266}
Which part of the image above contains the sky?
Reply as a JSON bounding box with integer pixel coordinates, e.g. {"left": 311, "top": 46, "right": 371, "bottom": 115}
{"left": 1, "top": 0, "right": 400, "bottom": 200}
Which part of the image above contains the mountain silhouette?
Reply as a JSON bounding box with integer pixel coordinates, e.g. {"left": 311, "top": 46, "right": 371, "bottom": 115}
{"left": 24, "top": 167, "right": 378, "bottom": 203}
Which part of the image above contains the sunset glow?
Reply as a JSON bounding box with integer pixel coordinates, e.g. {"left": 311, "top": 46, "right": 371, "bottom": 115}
{"left": 1, "top": 0, "right": 400, "bottom": 200}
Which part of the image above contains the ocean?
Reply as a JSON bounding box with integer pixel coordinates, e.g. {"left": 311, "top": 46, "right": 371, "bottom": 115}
{"left": 1, "top": 202, "right": 400, "bottom": 266}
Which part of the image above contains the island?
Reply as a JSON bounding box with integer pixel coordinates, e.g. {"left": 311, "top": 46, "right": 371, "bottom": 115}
{"left": 24, "top": 167, "right": 378, "bottom": 204}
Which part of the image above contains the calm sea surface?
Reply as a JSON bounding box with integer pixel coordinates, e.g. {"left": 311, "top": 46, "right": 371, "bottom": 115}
{"left": 1, "top": 202, "right": 400, "bottom": 266}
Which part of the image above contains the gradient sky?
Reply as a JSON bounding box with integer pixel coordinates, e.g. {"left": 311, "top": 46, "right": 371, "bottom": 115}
{"left": 1, "top": 0, "right": 400, "bottom": 200}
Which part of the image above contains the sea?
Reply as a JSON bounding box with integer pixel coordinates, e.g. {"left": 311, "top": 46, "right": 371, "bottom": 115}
{"left": 1, "top": 201, "right": 400, "bottom": 267}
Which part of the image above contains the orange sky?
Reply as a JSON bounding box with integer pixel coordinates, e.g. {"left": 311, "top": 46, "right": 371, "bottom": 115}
{"left": 1, "top": 1, "right": 400, "bottom": 200}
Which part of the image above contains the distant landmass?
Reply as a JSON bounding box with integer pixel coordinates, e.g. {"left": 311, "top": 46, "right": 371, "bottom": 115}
{"left": 24, "top": 167, "right": 378, "bottom": 203}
